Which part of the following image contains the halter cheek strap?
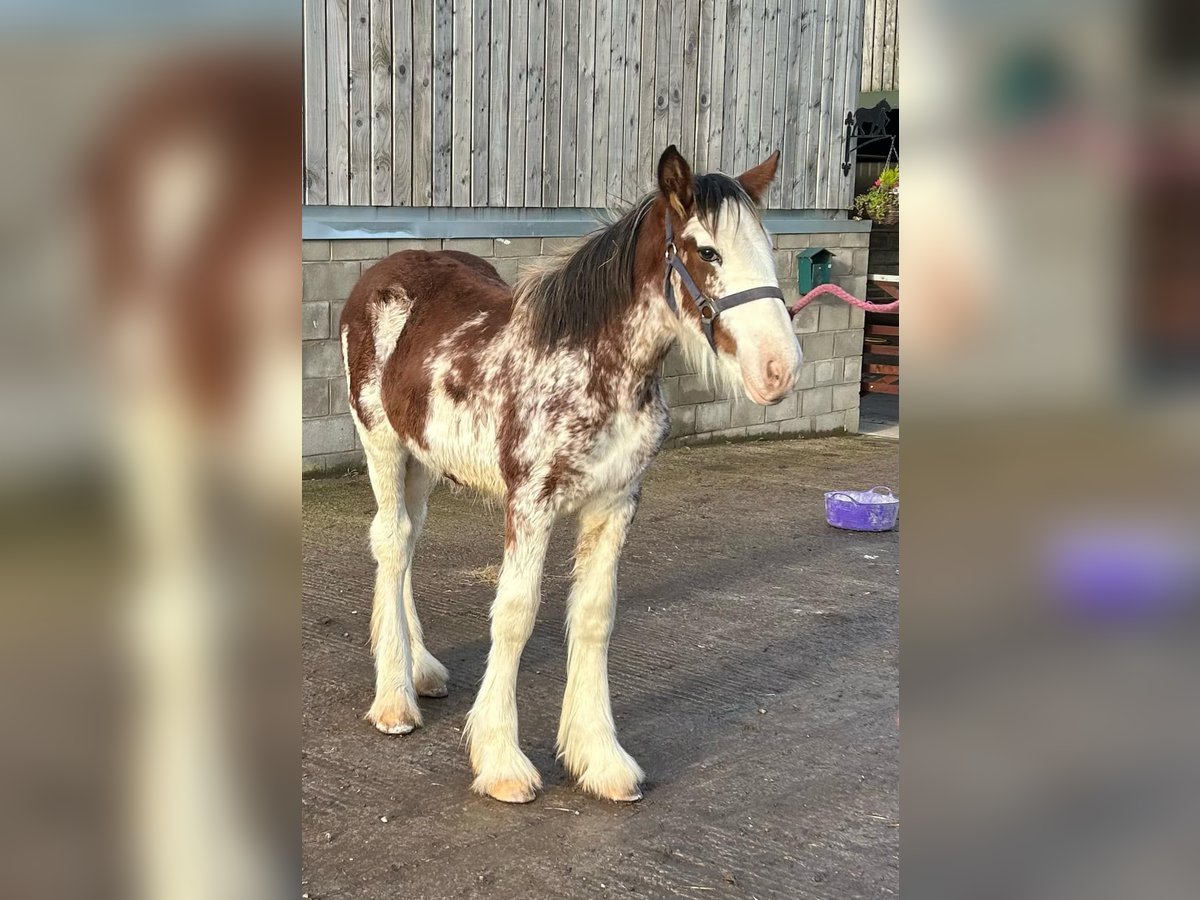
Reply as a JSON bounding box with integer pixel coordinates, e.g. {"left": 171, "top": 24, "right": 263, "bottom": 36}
{"left": 663, "top": 216, "right": 788, "bottom": 351}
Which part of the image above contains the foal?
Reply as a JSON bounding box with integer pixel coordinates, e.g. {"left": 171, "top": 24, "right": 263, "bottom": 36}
{"left": 340, "top": 146, "right": 801, "bottom": 803}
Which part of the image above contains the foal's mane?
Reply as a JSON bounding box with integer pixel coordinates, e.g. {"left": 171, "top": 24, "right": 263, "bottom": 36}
{"left": 518, "top": 173, "right": 759, "bottom": 349}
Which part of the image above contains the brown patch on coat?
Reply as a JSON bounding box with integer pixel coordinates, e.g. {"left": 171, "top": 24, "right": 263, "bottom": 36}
{"left": 341, "top": 251, "right": 512, "bottom": 441}
{"left": 442, "top": 304, "right": 505, "bottom": 405}
{"left": 496, "top": 386, "right": 529, "bottom": 490}
{"left": 539, "top": 454, "right": 580, "bottom": 503}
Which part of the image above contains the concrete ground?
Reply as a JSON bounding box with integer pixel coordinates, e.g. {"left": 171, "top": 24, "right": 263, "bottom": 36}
{"left": 858, "top": 392, "right": 899, "bottom": 441}
{"left": 303, "top": 437, "right": 899, "bottom": 899}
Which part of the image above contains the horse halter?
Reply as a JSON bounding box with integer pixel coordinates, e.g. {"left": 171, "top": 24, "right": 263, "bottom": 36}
{"left": 662, "top": 214, "right": 788, "bottom": 351}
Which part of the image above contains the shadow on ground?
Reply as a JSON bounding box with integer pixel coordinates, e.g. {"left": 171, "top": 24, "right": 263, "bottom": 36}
{"left": 303, "top": 437, "right": 899, "bottom": 899}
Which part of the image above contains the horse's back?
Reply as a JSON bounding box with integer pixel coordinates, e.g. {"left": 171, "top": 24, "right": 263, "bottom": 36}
{"left": 340, "top": 250, "right": 513, "bottom": 442}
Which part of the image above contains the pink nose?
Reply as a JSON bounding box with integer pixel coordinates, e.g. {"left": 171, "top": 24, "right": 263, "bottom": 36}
{"left": 762, "top": 358, "right": 796, "bottom": 400}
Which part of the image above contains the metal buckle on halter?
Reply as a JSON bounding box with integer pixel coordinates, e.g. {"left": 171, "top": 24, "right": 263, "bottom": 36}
{"left": 697, "top": 297, "right": 718, "bottom": 324}
{"left": 664, "top": 240, "right": 677, "bottom": 260}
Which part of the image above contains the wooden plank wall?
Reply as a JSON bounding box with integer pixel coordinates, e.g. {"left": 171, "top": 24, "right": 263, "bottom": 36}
{"left": 860, "top": 0, "right": 897, "bottom": 93}
{"left": 304, "top": 0, "right": 867, "bottom": 210}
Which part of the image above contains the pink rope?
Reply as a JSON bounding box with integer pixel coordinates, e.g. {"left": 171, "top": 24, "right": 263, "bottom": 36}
{"left": 787, "top": 282, "right": 900, "bottom": 315}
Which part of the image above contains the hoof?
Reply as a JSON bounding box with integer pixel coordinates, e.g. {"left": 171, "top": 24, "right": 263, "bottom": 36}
{"left": 484, "top": 779, "right": 538, "bottom": 804}
{"left": 416, "top": 681, "right": 449, "bottom": 699}
{"left": 366, "top": 701, "right": 420, "bottom": 735}
{"left": 606, "top": 787, "right": 643, "bottom": 803}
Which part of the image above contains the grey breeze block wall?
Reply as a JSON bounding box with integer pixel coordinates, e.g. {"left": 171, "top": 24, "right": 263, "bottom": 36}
{"left": 302, "top": 232, "right": 868, "bottom": 475}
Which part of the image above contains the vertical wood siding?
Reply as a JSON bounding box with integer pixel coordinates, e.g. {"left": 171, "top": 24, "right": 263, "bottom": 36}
{"left": 861, "top": 0, "right": 897, "bottom": 93}
{"left": 305, "top": 0, "right": 867, "bottom": 210}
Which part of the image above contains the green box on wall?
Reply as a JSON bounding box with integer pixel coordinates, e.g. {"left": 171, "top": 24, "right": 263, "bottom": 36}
{"left": 796, "top": 247, "right": 835, "bottom": 294}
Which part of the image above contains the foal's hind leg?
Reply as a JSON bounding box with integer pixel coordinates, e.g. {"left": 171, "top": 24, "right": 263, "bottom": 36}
{"left": 464, "top": 501, "right": 554, "bottom": 803}
{"left": 360, "top": 430, "right": 421, "bottom": 734}
{"left": 557, "top": 490, "right": 645, "bottom": 801}
{"left": 401, "top": 458, "right": 450, "bottom": 698}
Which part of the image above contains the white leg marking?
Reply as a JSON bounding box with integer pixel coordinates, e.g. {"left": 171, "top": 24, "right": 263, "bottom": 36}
{"left": 361, "top": 429, "right": 422, "bottom": 735}
{"left": 401, "top": 458, "right": 450, "bottom": 697}
{"left": 464, "top": 504, "right": 554, "bottom": 803}
{"left": 557, "top": 491, "right": 645, "bottom": 801}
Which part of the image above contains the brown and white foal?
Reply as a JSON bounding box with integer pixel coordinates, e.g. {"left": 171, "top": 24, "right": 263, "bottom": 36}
{"left": 340, "top": 147, "right": 801, "bottom": 803}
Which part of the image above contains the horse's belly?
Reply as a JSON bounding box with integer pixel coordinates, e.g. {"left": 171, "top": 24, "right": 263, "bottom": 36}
{"left": 415, "top": 396, "right": 506, "bottom": 496}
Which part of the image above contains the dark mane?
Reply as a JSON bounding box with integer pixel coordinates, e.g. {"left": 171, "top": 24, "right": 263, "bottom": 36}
{"left": 519, "top": 172, "right": 758, "bottom": 349}
{"left": 693, "top": 172, "right": 759, "bottom": 231}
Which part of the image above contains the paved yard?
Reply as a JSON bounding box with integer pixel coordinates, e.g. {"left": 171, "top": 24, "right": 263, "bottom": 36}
{"left": 303, "top": 437, "right": 899, "bottom": 899}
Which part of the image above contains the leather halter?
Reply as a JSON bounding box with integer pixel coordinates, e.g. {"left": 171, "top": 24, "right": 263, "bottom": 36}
{"left": 662, "top": 214, "right": 788, "bottom": 351}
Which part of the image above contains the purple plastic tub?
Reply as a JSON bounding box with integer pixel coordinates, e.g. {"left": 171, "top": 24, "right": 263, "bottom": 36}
{"left": 824, "top": 486, "right": 899, "bottom": 532}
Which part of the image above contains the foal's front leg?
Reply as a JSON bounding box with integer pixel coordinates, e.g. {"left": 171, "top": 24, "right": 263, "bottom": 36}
{"left": 557, "top": 490, "right": 645, "bottom": 801}
{"left": 464, "top": 502, "right": 553, "bottom": 803}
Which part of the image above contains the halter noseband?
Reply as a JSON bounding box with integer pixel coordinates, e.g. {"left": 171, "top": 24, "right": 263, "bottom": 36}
{"left": 662, "top": 214, "right": 788, "bottom": 351}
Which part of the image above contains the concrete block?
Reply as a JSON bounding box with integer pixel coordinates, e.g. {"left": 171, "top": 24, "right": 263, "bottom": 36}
{"left": 815, "top": 359, "right": 839, "bottom": 385}
{"left": 669, "top": 404, "right": 697, "bottom": 438}
{"left": 332, "top": 239, "right": 389, "bottom": 260}
{"left": 795, "top": 362, "right": 816, "bottom": 390}
{"left": 677, "top": 373, "right": 720, "bottom": 404}
{"left": 773, "top": 250, "right": 794, "bottom": 280}
{"left": 848, "top": 305, "right": 865, "bottom": 329}
{"left": 802, "top": 332, "right": 834, "bottom": 360}
{"left": 491, "top": 257, "right": 521, "bottom": 284}
{"left": 840, "top": 231, "right": 871, "bottom": 248}
{"left": 792, "top": 303, "right": 820, "bottom": 334}
{"left": 779, "top": 415, "right": 813, "bottom": 435}
{"left": 388, "top": 239, "right": 442, "bottom": 253}
{"left": 442, "top": 238, "right": 493, "bottom": 256}
{"left": 834, "top": 274, "right": 868, "bottom": 300}
{"left": 831, "top": 251, "right": 853, "bottom": 277}
{"left": 715, "top": 426, "right": 748, "bottom": 441}
{"left": 303, "top": 340, "right": 344, "bottom": 378}
{"left": 330, "top": 379, "right": 352, "bottom": 415}
{"left": 777, "top": 233, "right": 838, "bottom": 250}
{"left": 833, "top": 329, "right": 864, "bottom": 358}
{"left": 303, "top": 379, "right": 330, "bottom": 418}
{"left": 303, "top": 261, "right": 361, "bottom": 301}
{"left": 729, "top": 396, "right": 766, "bottom": 427}
{"left": 663, "top": 347, "right": 692, "bottom": 377}
{"left": 812, "top": 410, "right": 847, "bottom": 435}
{"left": 302, "top": 302, "right": 330, "bottom": 340}
{"left": 303, "top": 415, "right": 356, "bottom": 455}
{"left": 850, "top": 248, "right": 870, "bottom": 275}
{"left": 764, "top": 391, "right": 798, "bottom": 422}
{"left": 542, "top": 237, "right": 581, "bottom": 255}
{"left": 320, "top": 450, "right": 366, "bottom": 475}
{"left": 832, "top": 382, "right": 860, "bottom": 412}
{"left": 843, "top": 355, "right": 862, "bottom": 383}
{"left": 302, "top": 240, "right": 331, "bottom": 261}
{"left": 801, "top": 385, "right": 833, "bottom": 417}
{"left": 492, "top": 237, "right": 542, "bottom": 257}
{"left": 818, "top": 300, "right": 851, "bottom": 333}
{"left": 844, "top": 406, "right": 860, "bottom": 434}
{"left": 331, "top": 300, "right": 348, "bottom": 334}
{"left": 695, "top": 400, "right": 731, "bottom": 432}
{"left": 747, "top": 421, "right": 782, "bottom": 438}
{"left": 658, "top": 376, "right": 680, "bottom": 406}
{"left": 302, "top": 455, "right": 326, "bottom": 477}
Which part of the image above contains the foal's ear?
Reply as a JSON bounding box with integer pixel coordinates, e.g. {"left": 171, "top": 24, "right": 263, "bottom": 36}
{"left": 737, "top": 151, "right": 781, "bottom": 204}
{"left": 657, "top": 145, "right": 694, "bottom": 217}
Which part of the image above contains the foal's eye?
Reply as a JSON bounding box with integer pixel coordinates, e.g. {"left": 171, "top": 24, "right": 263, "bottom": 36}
{"left": 698, "top": 246, "right": 721, "bottom": 264}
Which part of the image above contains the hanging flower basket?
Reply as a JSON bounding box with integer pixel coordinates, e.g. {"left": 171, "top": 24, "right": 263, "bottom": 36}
{"left": 852, "top": 166, "right": 899, "bottom": 225}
